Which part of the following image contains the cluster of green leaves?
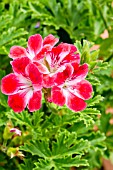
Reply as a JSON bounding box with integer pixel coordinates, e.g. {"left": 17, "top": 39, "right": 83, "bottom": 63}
{"left": 0, "top": 1, "right": 28, "bottom": 71}
{"left": 0, "top": 0, "right": 113, "bottom": 170}
{"left": 0, "top": 40, "right": 109, "bottom": 170}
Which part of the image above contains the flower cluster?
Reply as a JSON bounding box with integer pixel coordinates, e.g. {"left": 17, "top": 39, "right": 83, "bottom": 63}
{"left": 1, "top": 34, "right": 93, "bottom": 113}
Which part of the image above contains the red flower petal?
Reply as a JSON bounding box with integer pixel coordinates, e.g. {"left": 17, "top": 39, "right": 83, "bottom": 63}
{"left": 28, "top": 91, "right": 42, "bottom": 112}
{"left": 61, "top": 53, "right": 80, "bottom": 65}
{"left": 9, "top": 46, "right": 27, "bottom": 59}
{"left": 74, "top": 63, "right": 88, "bottom": 78}
{"left": 1, "top": 74, "right": 19, "bottom": 95}
{"left": 34, "top": 47, "right": 47, "bottom": 60}
{"left": 33, "top": 62, "right": 49, "bottom": 74}
{"left": 45, "top": 43, "right": 71, "bottom": 67}
{"left": 66, "top": 92, "right": 87, "bottom": 112}
{"left": 34, "top": 45, "right": 51, "bottom": 60}
{"left": 25, "top": 63, "right": 43, "bottom": 90}
{"left": 51, "top": 86, "right": 66, "bottom": 106}
{"left": 70, "top": 63, "right": 88, "bottom": 83}
{"left": 75, "top": 80, "right": 93, "bottom": 100}
{"left": 54, "top": 43, "right": 70, "bottom": 56}
{"left": 69, "top": 44, "right": 77, "bottom": 53}
{"left": 71, "top": 62, "right": 79, "bottom": 72}
{"left": 55, "top": 64, "right": 73, "bottom": 85}
{"left": 43, "top": 74, "right": 56, "bottom": 88}
{"left": 11, "top": 57, "right": 30, "bottom": 75}
{"left": 28, "top": 34, "right": 43, "bottom": 57}
{"left": 43, "top": 34, "right": 59, "bottom": 47}
{"left": 8, "top": 93, "right": 27, "bottom": 112}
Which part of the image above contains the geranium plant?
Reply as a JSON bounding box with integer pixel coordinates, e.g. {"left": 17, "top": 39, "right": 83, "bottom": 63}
{"left": 0, "top": 34, "right": 109, "bottom": 170}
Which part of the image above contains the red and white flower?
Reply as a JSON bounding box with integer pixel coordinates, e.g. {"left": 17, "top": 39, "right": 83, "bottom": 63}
{"left": 34, "top": 43, "right": 80, "bottom": 87}
{"left": 1, "top": 62, "right": 43, "bottom": 112}
{"left": 9, "top": 34, "right": 59, "bottom": 60}
{"left": 1, "top": 33, "right": 93, "bottom": 113}
{"left": 51, "top": 63, "right": 93, "bottom": 112}
{"left": 10, "top": 128, "right": 21, "bottom": 136}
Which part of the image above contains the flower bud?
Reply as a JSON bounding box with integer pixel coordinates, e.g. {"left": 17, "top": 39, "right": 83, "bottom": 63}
{"left": 7, "top": 147, "right": 24, "bottom": 159}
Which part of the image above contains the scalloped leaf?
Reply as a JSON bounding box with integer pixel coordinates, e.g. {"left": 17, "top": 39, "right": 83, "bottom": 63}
{"left": 34, "top": 156, "right": 88, "bottom": 170}
{"left": 86, "top": 95, "right": 104, "bottom": 106}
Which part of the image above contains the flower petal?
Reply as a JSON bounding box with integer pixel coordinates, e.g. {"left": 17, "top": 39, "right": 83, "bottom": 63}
{"left": 69, "top": 63, "right": 89, "bottom": 85}
{"left": 25, "top": 63, "right": 43, "bottom": 90}
{"left": 57, "top": 43, "right": 77, "bottom": 64}
{"left": 54, "top": 43, "right": 71, "bottom": 62}
{"left": 43, "top": 34, "right": 59, "bottom": 47}
{"left": 69, "top": 44, "right": 77, "bottom": 53}
{"left": 11, "top": 57, "right": 30, "bottom": 75}
{"left": 51, "top": 86, "right": 66, "bottom": 106}
{"left": 66, "top": 91, "right": 87, "bottom": 112}
{"left": 73, "top": 80, "right": 93, "bottom": 100}
{"left": 55, "top": 64, "right": 73, "bottom": 85}
{"left": 61, "top": 53, "right": 80, "bottom": 65}
{"left": 28, "top": 91, "right": 42, "bottom": 112}
{"left": 8, "top": 93, "right": 27, "bottom": 112}
{"left": 1, "top": 74, "right": 19, "bottom": 95}
{"left": 28, "top": 34, "right": 43, "bottom": 58}
{"left": 10, "top": 128, "right": 21, "bottom": 136}
{"left": 43, "top": 74, "right": 56, "bottom": 88}
{"left": 9, "top": 46, "right": 27, "bottom": 59}
{"left": 34, "top": 61, "right": 50, "bottom": 74}
{"left": 45, "top": 43, "right": 71, "bottom": 67}
{"left": 73, "top": 63, "right": 89, "bottom": 79}
{"left": 34, "top": 46, "right": 49, "bottom": 60}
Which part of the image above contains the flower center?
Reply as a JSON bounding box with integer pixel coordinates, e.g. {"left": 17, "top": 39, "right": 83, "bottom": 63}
{"left": 19, "top": 79, "right": 33, "bottom": 91}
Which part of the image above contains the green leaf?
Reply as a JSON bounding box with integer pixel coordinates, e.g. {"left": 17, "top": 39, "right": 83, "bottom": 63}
{"left": 52, "top": 131, "right": 89, "bottom": 157}
{"left": 20, "top": 140, "right": 51, "bottom": 158}
{"left": 33, "top": 159, "right": 53, "bottom": 170}
{"left": 34, "top": 156, "right": 88, "bottom": 170}
{"left": 87, "top": 73, "right": 100, "bottom": 86}
{"left": 0, "top": 27, "right": 28, "bottom": 46}
{"left": 20, "top": 131, "right": 89, "bottom": 159}
{"left": 6, "top": 110, "right": 33, "bottom": 127}
{"left": 76, "top": 108, "right": 100, "bottom": 127}
{"left": 90, "top": 49, "right": 99, "bottom": 61}
{"left": 87, "top": 95, "right": 104, "bottom": 106}
{"left": 54, "top": 156, "right": 88, "bottom": 168}
{"left": 0, "top": 92, "right": 7, "bottom": 107}
{"left": 20, "top": 158, "right": 34, "bottom": 170}
{"left": 21, "top": 131, "right": 89, "bottom": 170}
{"left": 93, "top": 61, "right": 109, "bottom": 73}
{"left": 0, "top": 15, "right": 13, "bottom": 31}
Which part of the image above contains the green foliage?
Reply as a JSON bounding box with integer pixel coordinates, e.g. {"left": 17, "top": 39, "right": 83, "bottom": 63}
{"left": 0, "top": 0, "right": 113, "bottom": 170}
{"left": 20, "top": 131, "right": 89, "bottom": 169}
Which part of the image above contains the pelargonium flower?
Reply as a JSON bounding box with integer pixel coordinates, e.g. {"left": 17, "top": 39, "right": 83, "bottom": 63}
{"left": 9, "top": 34, "right": 59, "bottom": 60}
{"left": 1, "top": 33, "right": 93, "bottom": 113}
{"left": 34, "top": 43, "right": 80, "bottom": 87}
{"left": 51, "top": 63, "right": 93, "bottom": 112}
{"left": 1, "top": 62, "right": 43, "bottom": 112}
{"left": 10, "top": 128, "right": 21, "bottom": 136}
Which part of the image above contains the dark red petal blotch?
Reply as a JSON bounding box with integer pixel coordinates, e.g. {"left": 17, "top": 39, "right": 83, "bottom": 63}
{"left": 51, "top": 86, "right": 66, "bottom": 106}
{"left": 28, "top": 91, "right": 42, "bottom": 112}
{"left": 8, "top": 93, "right": 27, "bottom": 112}
{"left": 9, "top": 46, "right": 27, "bottom": 59}
{"left": 11, "top": 57, "right": 30, "bottom": 75}
{"left": 76, "top": 80, "right": 93, "bottom": 100}
{"left": 1, "top": 74, "right": 19, "bottom": 95}
{"left": 66, "top": 92, "right": 87, "bottom": 112}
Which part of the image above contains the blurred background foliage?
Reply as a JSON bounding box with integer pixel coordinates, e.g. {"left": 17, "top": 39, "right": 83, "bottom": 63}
{"left": 0, "top": 0, "right": 113, "bottom": 170}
